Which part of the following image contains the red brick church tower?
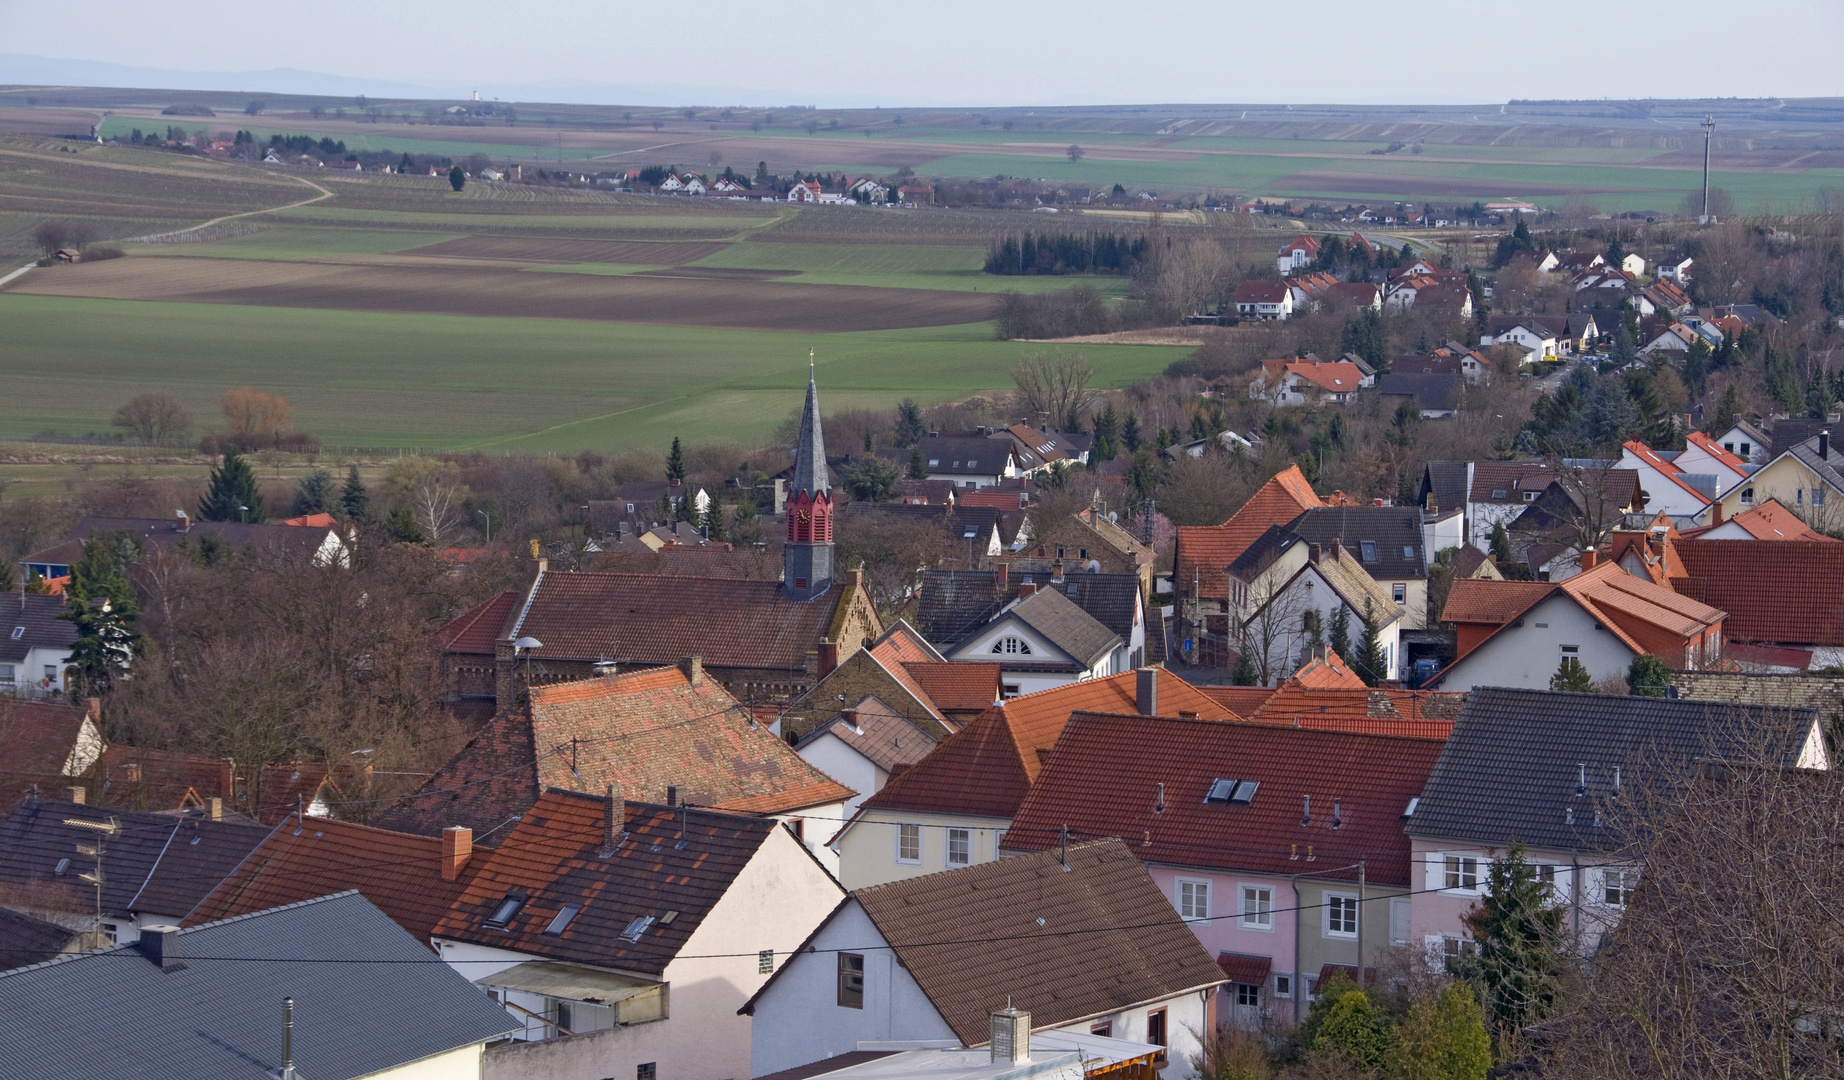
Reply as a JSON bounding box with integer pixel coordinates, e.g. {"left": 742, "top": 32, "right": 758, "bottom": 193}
{"left": 784, "top": 363, "right": 833, "bottom": 601}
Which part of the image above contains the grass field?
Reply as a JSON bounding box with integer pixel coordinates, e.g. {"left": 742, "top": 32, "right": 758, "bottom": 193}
{"left": 0, "top": 294, "right": 1186, "bottom": 453}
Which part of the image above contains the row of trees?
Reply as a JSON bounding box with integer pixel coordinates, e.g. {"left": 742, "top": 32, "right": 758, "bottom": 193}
{"left": 110, "top": 388, "right": 299, "bottom": 448}
{"left": 983, "top": 230, "right": 1148, "bottom": 276}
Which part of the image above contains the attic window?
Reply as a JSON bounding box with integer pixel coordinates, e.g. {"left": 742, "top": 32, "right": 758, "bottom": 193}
{"left": 1402, "top": 546, "right": 1415, "bottom": 560}
{"left": 963, "top": 527, "right": 979, "bottom": 539}
{"left": 1524, "top": 491, "right": 1539, "bottom": 502}
{"left": 1492, "top": 489, "right": 1508, "bottom": 499}
{"left": 620, "top": 915, "right": 657, "bottom": 942}
{"left": 9, "top": 627, "right": 21, "bottom": 641}
{"left": 1360, "top": 541, "right": 1377, "bottom": 562}
{"left": 1206, "top": 779, "right": 1258, "bottom": 805}
{"left": 484, "top": 892, "right": 527, "bottom": 929}
{"left": 543, "top": 904, "right": 581, "bottom": 935}
{"left": 928, "top": 459, "right": 939, "bottom": 467}
{"left": 990, "top": 636, "right": 1032, "bottom": 656}
{"left": 1403, "top": 797, "right": 1420, "bottom": 818}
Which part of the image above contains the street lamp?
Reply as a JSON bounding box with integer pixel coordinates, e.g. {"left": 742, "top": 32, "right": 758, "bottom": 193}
{"left": 478, "top": 509, "right": 492, "bottom": 543}
{"left": 238, "top": 505, "right": 249, "bottom": 523}
{"left": 514, "top": 636, "right": 543, "bottom": 699}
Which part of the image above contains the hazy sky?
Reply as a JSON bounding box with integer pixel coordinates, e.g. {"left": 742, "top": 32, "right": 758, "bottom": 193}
{"left": 6, "top": 0, "right": 1843, "bottom": 107}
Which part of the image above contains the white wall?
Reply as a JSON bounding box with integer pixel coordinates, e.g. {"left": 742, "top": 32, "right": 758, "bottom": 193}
{"left": 367, "top": 1043, "right": 488, "bottom": 1080}
{"left": 1441, "top": 594, "right": 1634, "bottom": 690}
{"left": 797, "top": 734, "right": 885, "bottom": 817}
{"left": 834, "top": 810, "right": 1011, "bottom": 891}
{"left": 749, "top": 901, "right": 958, "bottom": 1077}
{"left": 1617, "top": 450, "right": 1710, "bottom": 520}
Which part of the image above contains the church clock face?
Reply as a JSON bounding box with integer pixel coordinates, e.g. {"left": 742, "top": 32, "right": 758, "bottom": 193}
{"left": 797, "top": 510, "right": 810, "bottom": 523}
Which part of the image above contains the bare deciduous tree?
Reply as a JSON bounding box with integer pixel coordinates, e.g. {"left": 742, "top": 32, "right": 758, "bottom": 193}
{"left": 218, "top": 387, "right": 293, "bottom": 436}
{"left": 111, "top": 392, "right": 194, "bottom": 445}
{"left": 1012, "top": 351, "right": 1097, "bottom": 431}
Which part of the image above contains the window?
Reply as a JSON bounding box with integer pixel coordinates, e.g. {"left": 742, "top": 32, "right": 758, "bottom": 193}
{"left": 1325, "top": 893, "right": 1358, "bottom": 938}
{"left": 1001, "top": 683, "right": 1021, "bottom": 699}
{"left": 1740, "top": 486, "right": 1755, "bottom": 505}
{"left": 1208, "top": 778, "right": 1258, "bottom": 805}
{"left": 896, "top": 823, "right": 921, "bottom": 863}
{"left": 8, "top": 626, "right": 21, "bottom": 640}
{"left": 1392, "top": 582, "right": 1406, "bottom": 604}
{"left": 619, "top": 915, "right": 655, "bottom": 942}
{"left": 543, "top": 904, "right": 581, "bottom": 935}
{"left": 1797, "top": 488, "right": 1804, "bottom": 506}
{"left": 1360, "top": 541, "right": 1377, "bottom": 562}
{"left": 1524, "top": 490, "right": 1540, "bottom": 502}
{"left": 838, "top": 953, "right": 865, "bottom": 1008}
{"left": 1604, "top": 868, "right": 1638, "bottom": 907}
{"left": 0, "top": 664, "right": 12, "bottom": 686}
{"left": 1559, "top": 644, "right": 1579, "bottom": 665}
{"left": 484, "top": 892, "right": 526, "bottom": 929}
{"left": 1146, "top": 1008, "right": 1168, "bottom": 1052}
{"left": 1241, "top": 885, "right": 1273, "bottom": 928}
{"left": 1813, "top": 489, "right": 1826, "bottom": 508}
{"left": 1235, "top": 983, "right": 1261, "bottom": 1007}
{"left": 989, "top": 636, "right": 1032, "bottom": 655}
{"left": 947, "top": 828, "right": 970, "bottom": 866}
{"left": 1445, "top": 855, "right": 1479, "bottom": 891}
{"left": 1090, "top": 1022, "right": 1113, "bottom": 1037}
{"left": 638, "top": 1065, "right": 657, "bottom": 1080}
{"left": 1275, "top": 974, "right": 1292, "bottom": 998}
{"left": 1443, "top": 935, "right": 1476, "bottom": 961}
{"left": 1177, "top": 879, "right": 1210, "bottom": 921}
{"left": 1402, "top": 546, "right": 1415, "bottom": 560}
{"left": 1390, "top": 898, "right": 1411, "bottom": 945}
{"left": 1536, "top": 864, "right": 1558, "bottom": 896}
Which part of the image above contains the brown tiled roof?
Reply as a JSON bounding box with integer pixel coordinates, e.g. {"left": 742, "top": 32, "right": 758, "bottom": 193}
{"left": 185, "top": 816, "right": 481, "bottom": 942}
{"left": 847, "top": 839, "right": 1226, "bottom": 1046}
{"left": 1673, "top": 540, "right": 1844, "bottom": 646}
{"left": 1197, "top": 686, "right": 1278, "bottom": 715}
{"left": 1248, "top": 684, "right": 1464, "bottom": 738}
{"left": 857, "top": 670, "right": 1237, "bottom": 820}
{"left": 1467, "top": 462, "right": 1557, "bottom": 503}
{"left": 1218, "top": 953, "right": 1272, "bottom": 986}
{"left": 371, "top": 666, "right": 853, "bottom": 838}
{"left": 0, "top": 698, "right": 97, "bottom": 794}
{"left": 504, "top": 571, "right": 848, "bottom": 672}
{"left": 793, "top": 698, "right": 939, "bottom": 774}
{"left": 1004, "top": 714, "right": 1443, "bottom": 886}
{"left": 1441, "top": 578, "right": 1557, "bottom": 625}
{"left": 432, "top": 789, "right": 781, "bottom": 976}
{"left": 1175, "top": 466, "right": 1323, "bottom": 601}
{"left": 434, "top": 591, "right": 519, "bottom": 656}
{"left": 903, "top": 662, "right": 1001, "bottom": 714}
{"left": 92, "top": 746, "right": 232, "bottom": 814}
{"left": 1290, "top": 651, "right": 1365, "bottom": 689}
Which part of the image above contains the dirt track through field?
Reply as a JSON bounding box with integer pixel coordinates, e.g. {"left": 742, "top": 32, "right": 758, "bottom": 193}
{"left": 5, "top": 256, "right": 997, "bottom": 332}
{"left": 403, "top": 235, "right": 730, "bottom": 264}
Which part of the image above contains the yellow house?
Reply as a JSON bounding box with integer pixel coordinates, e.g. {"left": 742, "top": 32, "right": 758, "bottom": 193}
{"left": 1718, "top": 431, "right": 1844, "bottom": 530}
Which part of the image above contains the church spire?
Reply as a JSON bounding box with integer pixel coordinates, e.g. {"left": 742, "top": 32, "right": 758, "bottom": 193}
{"left": 784, "top": 357, "right": 834, "bottom": 602}
{"left": 791, "top": 351, "right": 828, "bottom": 500}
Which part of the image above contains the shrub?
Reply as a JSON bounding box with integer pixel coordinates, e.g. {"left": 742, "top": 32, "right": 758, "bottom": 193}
{"left": 994, "top": 285, "right": 1116, "bottom": 340}
{"left": 83, "top": 245, "right": 124, "bottom": 261}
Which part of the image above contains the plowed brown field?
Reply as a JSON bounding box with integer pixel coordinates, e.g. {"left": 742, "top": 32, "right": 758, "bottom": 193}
{"left": 403, "top": 235, "right": 730, "bottom": 264}
{"left": 6, "top": 256, "right": 997, "bottom": 332}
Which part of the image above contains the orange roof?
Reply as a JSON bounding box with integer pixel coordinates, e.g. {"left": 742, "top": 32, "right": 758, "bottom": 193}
{"left": 1680, "top": 499, "right": 1836, "bottom": 542}
{"left": 1441, "top": 578, "right": 1557, "bottom": 625}
{"left": 1175, "top": 465, "right": 1324, "bottom": 600}
{"left": 1683, "top": 431, "right": 1749, "bottom": 473}
{"left": 1197, "top": 686, "right": 1278, "bottom": 715}
{"left": 1560, "top": 561, "right": 1724, "bottom": 654}
{"left": 1285, "top": 360, "right": 1366, "bottom": 394}
{"left": 1291, "top": 650, "right": 1365, "bottom": 689}
{"left": 279, "top": 512, "right": 337, "bottom": 527}
{"left": 903, "top": 661, "right": 1001, "bottom": 713}
{"left": 1622, "top": 441, "right": 1711, "bottom": 506}
{"left": 857, "top": 669, "right": 1237, "bottom": 820}
{"left": 1248, "top": 684, "right": 1462, "bottom": 738}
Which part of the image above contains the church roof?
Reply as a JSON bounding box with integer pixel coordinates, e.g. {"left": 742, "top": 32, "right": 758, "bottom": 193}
{"left": 791, "top": 368, "right": 829, "bottom": 500}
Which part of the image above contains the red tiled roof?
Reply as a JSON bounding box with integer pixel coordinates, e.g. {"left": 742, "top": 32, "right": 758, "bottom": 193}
{"left": 858, "top": 670, "right": 1236, "bottom": 820}
{"left": 1679, "top": 499, "right": 1834, "bottom": 542}
{"left": 902, "top": 661, "right": 1001, "bottom": 713}
{"left": 1672, "top": 540, "right": 1844, "bottom": 646}
{"left": 1559, "top": 561, "right": 1724, "bottom": 655}
{"left": 0, "top": 699, "right": 97, "bottom": 792}
{"left": 184, "top": 816, "right": 480, "bottom": 941}
{"left": 1683, "top": 431, "right": 1748, "bottom": 473}
{"left": 92, "top": 746, "right": 232, "bottom": 815}
{"left": 1198, "top": 686, "right": 1278, "bottom": 715}
{"left": 434, "top": 590, "right": 518, "bottom": 656}
{"left": 1004, "top": 713, "right": 1443, "bottom": 885}
{"left": 1235, "top": 280, "right": 1290, "bottom": 304}
{"left": 1218, "top": 953, "right": 1272, "bottom": 985}
{"left": 1291, "top": 651, "right": 1364, "bottom": 689}
{"left": 1622, "top": 441, "right": 1711, "bottom": 506}
{"left": 1284, "top": 360, "right": 1365, "bottom": 394}
{"left": 372, "top": 665, "right": 854, "bottom": 838}
{"left": 1175, "top": 466, "right": 1323, "bottom": 600}
{"left": 1247, "top": 685, "right": 1462, "bottom": 738}
{"left": 432, "top": 789, "right": 781, "bottom": 976}
{"left": 1441, "top": 579, "right": 1557, "bottom": 625}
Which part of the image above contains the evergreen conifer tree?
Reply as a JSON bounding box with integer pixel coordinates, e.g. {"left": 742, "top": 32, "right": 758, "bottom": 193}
{"left": 666, "top": 437, "right": 686, "bottom": 484}
{"left": 1628, "top": 653, "right": 1672, "bottom": 696}
{"left": 291, "top": 468, "right": 334, "bottom": 516}
{"left": 909, "top": 448, "right": 929, "bottom": 480}
{"left": 1549, "top": 656, "right": 1596, "bottom": 692}
{"left": 59, "top": 531, "right": 141, "bottom": 696}
{"left": 1357, "top": 598, "right": 1385, "bottom": 686}
{"left": 386, "top": 507, "right": 427, "bottom": 544}
{"left": 1121, "top": 413, "right": 1142, "bottom": 452}
{"left": 340, "top": 465, "right": 370, "bottom": 522}
{"left": 1454, "top": 841, "right": 1567, "bottom": 1047}
{"left": 1328, "top": 604, "right": 1351, "bottom": 662}
{"left": 198, "top": 450, "right": 265, "bottom": 522}
{"left": 894, "top": 399, "right": 925, "bottom": 447}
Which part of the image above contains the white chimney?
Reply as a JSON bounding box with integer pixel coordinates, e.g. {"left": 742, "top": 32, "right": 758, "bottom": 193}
{"left": 989, "top": 1000, "right": 1030, "bottom": 1065}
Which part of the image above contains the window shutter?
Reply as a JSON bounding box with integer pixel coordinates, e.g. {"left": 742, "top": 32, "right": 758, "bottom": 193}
{"left": 1389, "top": 898, "right": 1411, "bottom": 945}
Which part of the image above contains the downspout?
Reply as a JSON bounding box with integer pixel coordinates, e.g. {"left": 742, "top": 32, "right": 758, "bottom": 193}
{"left": 1290, "top": 873, "right": 1304, "bottom": 1023}
{"left": 1571, "top": 853, "right": 1581, "bottom": 953}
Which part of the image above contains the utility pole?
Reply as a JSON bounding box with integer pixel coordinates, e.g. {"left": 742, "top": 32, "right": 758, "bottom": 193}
{"left": 1700, "top": 116, "right": 1716, "bottom": 224}
{"left": 1355, "top": 857, "right": 1366, "bottom": 984}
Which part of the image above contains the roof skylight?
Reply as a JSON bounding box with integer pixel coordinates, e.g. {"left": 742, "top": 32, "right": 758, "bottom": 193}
{"left": 619, "top": 915, "right": 656, "bottom": 942}
{"left": 543, "top": 904, "right": 581, "bottom": 936}
{"left": 484, "top": 892, "right": 526, "bottom": 929}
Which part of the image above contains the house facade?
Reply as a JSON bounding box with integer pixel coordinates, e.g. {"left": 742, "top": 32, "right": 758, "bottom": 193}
{"left": 0, "top": 593, "right": 77, "bottom": 699}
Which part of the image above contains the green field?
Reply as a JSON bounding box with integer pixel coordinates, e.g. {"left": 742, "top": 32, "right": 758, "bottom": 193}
{"left": 0, "top": 295, "right": 1184, "bottom": 453}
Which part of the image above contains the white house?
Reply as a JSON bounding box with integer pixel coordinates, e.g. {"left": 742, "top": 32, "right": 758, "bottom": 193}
{"left": 1619, "top": 253, "right": 1647, "bottom": 276}
{"left": 1639, "top": 323, "right": 1699, "bottom": 360}
{"left": 1671, "top": 432, "right": 1752, "bottom": 497}
{"left": 1275, "top": 235, "right": 1320, "bottom": 275}
{"left": 1656, "top": 255, "right": 1694, "bottom": 283}
{"left": 1230, "top": 541, "right": 1404, "bottom": 684}
{"left": 1249, "top": 359, "right": 1370, "bottom": 407}
{"left": 788, "top": 180, "right": 823, "bottom": 203}
{"left": 1618, "top": 440, "right": 1715, "bottom": 522}
{"left": 434, "top": 789, "right": 844, "bottom": 1080}
{"left": 1234, "top": 280, "right": 1294, "bottom": 321}
{"left": 793, "top": 698, "right": 939, "bottom": 817}
{"left": 943, "top": 586, "right": 1124, "bottom": 696}
{"left": 657, "top": 173, "right": 685, "bottom": 193}
{"left": 1, "top": 593, "right": 77, "bottom": 698}
{"left": 741, "top": 840, "right": 1227, "bottom": 1080}
{"left": 1480, "top": 322, "right": 1559, "bottom": 359}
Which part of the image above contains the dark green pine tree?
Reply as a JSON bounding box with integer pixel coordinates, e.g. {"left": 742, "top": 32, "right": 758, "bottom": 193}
{"left": 1231, "top": 642, "right": 1259, "bottom": 686}
{"left": 291, "top": 468, "right": 334, "bottom": 516}
{"left": 1327, "top": 603, "right": 1352, "bottom": 663}
{"left": 1121, "top": 413, "right": 1142, "bottom": 453}
{"left": 1550, "top": 657, "right": 1596, "bottom": 692}
{"left": 666, "top": 436, "right": 686, "bottom": 484}
{"left": 908, "top": 448, "right": 929, "bottom": 480}
{"left": 59, "top": 530, "right": 142, "bottom": 696}
{"left": 894, "top": 398, "right": 925, "bottom": 447}
{"left": 1454, "top": 842, "right": 1567, "bottom": 1045}
{"left": 198, "top": 449, "right": 265, "bottom": 522}
{"left": 386, "top": 507, "right": 427, "bottom": 544}
{"left": 1356, "top": 598, "right": 1385, "bottom": 686}
{"left": 340, "top": 466, "right": 370, "bottom": 523}
{"left": 449, "top": 165, "right": 465, "bottom": 191}
{"left": 1127, "top": 446, "right": 1158, "bottom": 502}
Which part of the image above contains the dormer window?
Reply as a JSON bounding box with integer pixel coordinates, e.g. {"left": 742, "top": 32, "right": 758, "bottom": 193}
{"left": 990, "top": 636, "right": 1032, "bottom": 655}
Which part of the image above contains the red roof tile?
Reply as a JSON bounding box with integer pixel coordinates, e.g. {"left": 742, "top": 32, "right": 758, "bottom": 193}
{"left": 185, "top": 816, "right": 480, "bottom": 941}
{"left": 434, "top": 590, "right": 518, "bottom": 656}
{"left": 1198, "top": 686, "right": 1279, "bottom": 715}
{"left": 1006, "top": 714, "right": 1443, "bottom": 886}
{"left": 1291, "top": 651, "right": 1365, "bottom": 689}
{"left": 1441, "top": 579, "right": 1557, "bottom": 625}
{"left": 0, "top": 699, "right": 99, "bottom": 795}
{"left": 902, "top": 661, "right": 1001, "bottom": 713}
{"left": 1175, "top": 466, "right": 1323, "bottom": 601}
{"left": 1247, "top": 684, "right": 1463, "bottom": 738}
{"left": 1218, "top": 953, "right": 1272, "bottom": 985}
{"left": 1679, "top": 499, "right": 1835, "bottom": 542}
{"left": 1672, "top": 540, "right": 1844, "bottom": 646}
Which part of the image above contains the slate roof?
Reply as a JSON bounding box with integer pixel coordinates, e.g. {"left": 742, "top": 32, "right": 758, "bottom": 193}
{"left": 432, "top": 789, "right": 780, "bottom": 976}
{"left": 0, "top": 592, "right": 76, "bottom": 664}
{"left": 184, "top": 815, "right": 483, "bottom": 943}
{"left": 371, "top": 665, "right": 853, "bottom": 838}
{"left": 0, "top": 795, "right": 270, "bottom": 919}
{"left": 1175, "top": 466, "right": 1325, "bottom": 601}
{"left": 916, "top": 437, "right": 1015, "bottom": 478}
{"left": 1004, "top": 715, "right": 1443, "bottom": 886}
{"left": 792, "top": 370, "right": 830, "bottom": 500}
{"left": 1770, "top": 419, "right": 1834, "bottom": 458}
{"left": 500, "top": 570, "right": 850, "bottom": 672}
{"left": 1777, "top": 435, "right": 1844, "bottom": 495}
{"left": 1377, "top": 373, "right": 1463, "bottom": 412}
{"left": 915, "top": 568, "right": 1141, "bottom": 650}
{"left": 856, "top": 670, "right": 1237, "bottom": 820}
{"left": 1405, "top": 688, "right": 1821, "bottom": 852}
{"left": 0, "top": 906, "right": 80, "bottom": 968}
{"left": 824, "top": 840, "right": 1225, "bottom": 1046}
{"left": 992, "top": 588, "right": 1121, "bottom": 668}
{"left": 794, "top": 698, "right": 940, "bottom": 774}
{"left": 1467, "top": 462, "right": 1559, "bottom": 503}
{"left": 1672, "top": 540, "right": 1844, "bottom": 646}
{"left": 1290, "top": 505, "right": 1426, "bottom": 581}
{"left": 0, "top": 892, "right": 517, "bottom": 1079}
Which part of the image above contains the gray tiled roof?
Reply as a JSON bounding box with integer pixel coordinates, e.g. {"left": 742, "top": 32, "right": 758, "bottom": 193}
{"left": 791, "top": 371, "right": 830, "bottom": 499}
{"left": 1376, "top": 373, "right": 1463, "bottom": 412}
{"left": 1290, "top": 505, "right": 1426, "bottom": 581}
{"left": 1405, "top": 688, "right": 1819, "bottom": 853}
{"left": 916, "top": 437, "right": 1013, "bottom": 477}
{"left": 0, "top": 593, "right": 77, "bottom": 664}
{"left": 1002, "top": 588, "right": 1121, "bottom": 668}
{"left": 1419, "top": 462, "right": 1470, "bottom": 517}
{"left": 0, "top": 906, "right": 80, "bottom": 968}
{"left": 917, "top": 569, "right": 1139, "bottom": 649}
{"left": 1770, "top": 419, "right": 1835, "bottom": 459}
{"left": 0, "top": 892, "right": 518, "bottom": 1079}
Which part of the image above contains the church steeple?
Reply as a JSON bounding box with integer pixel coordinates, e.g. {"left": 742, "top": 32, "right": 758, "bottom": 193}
{"left": 784, "top": 357, "right": 834, "bottom": 602}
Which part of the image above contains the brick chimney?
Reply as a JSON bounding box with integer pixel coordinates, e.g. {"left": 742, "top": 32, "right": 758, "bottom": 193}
{"left": 601, "top": 784, "right": 623, "bottom": 857}
{"left": 206, "top": 797, "right": 223, "bottom": 822}
{"left": 1580, "top": 548, "right": 1598, "bottom": 570}
{"left": 65, "top": 786, "right": 85, "bottom": 805}
{"left": 680, "top": 656, "right": 703, "bottom": 687}
{"left": 1308, "top": 543, "right": 1323, "bottom": 564}
{"left": 441, "top": 826, "right": 473, "bottom": 881}
{"left": 1711, "top": 501, "right": 1724, "bottom": 524}
{"left": 1329, "top": 538, "right": 1344, "bottom": 561}
{"left": 1135, "top": 668, "right": 1158, "bottom": 716}
{"left": 174, "top": 510, "right": 190, "bottom": 533}
{"left": 994, "top": 562, "right": 1009, "bottom": 593}
{"left": 817, "top": 642, "right": 839, "bottom": 677}
{"left": 1018, "top": 582, "right": 1037, "bottom": 599}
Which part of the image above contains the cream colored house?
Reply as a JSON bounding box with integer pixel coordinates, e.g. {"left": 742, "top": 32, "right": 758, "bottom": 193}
{"left": 1718, "top": 431, "right": 1844, "bottom": 531}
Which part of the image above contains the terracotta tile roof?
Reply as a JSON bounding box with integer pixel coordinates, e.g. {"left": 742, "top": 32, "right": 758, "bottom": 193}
{"left": 1248, "top": 683, "right": 1463, "bottom": 738}
{"left": 503, "top": 571, "right": 850, "bottom": 672}
{"left": 434, "top": 590, "right": 519, "bottom": 656}
{"left": 858, "top": 670, "right": 1237, "bottom": 819}
{"left": 1176, "top": 466, "right": 1325, "bottom": 601}
{"left": 1682, "top": 431, "right": 1749, "bottom": 473}
{"left": 1197, "top": 686, "right": 1278, "bottom": 715}
{"left": 1218, "top": 953, "right": 1272, "bottom": 985}
{"left": 1467, "top": 462, "right": 1558, "bottom": 503}
{"left": 1672, "top": 540, "right": 1844, "bottom": 646}
{"left": 92, "top": 746, "right": 232, "bottom": 815}
{"left": 902, "top": 662, "right": 1001, "bottom": 713}
{"left": 1284, "top": 360, "right": 1366, "bottom": 394}
{"left": 1621, "top": 441, "right": 1711, "bottom": 506}
{"left": 432, "top": 789, "right": 780, "bottom": 976}
{"left": 371, "top": 665, "right": 854, "bottom": 838}
{"left": 254, "top": 761, "right": 335, "bottom": 825}
{"left": 1291, "top": 651, "right": 1365, "bottom": 689}
{"left": 1279, "top": 235, "right": 1321, "bottom": 255}
{"left": 0, "top": 698, "right": 98, "bottom": 793}
{"left": 1441, "top": 578, "right": 1557, "bottom": 625}
{"left": 846, "top": 839, "right": 1226, "bottom": 1046}
{"left": 793, "top": 698, "right": 939, "bottom": 774}
{"left": 1679, "top": 499, "right": 1834, "bottom": 542}
{"left": 185, "top": 816, "right": 480, "bottom": 942}
{"left": 1559, "top": 562, "right": 1724, "bottom": 653}
{"left": 870, "top": 622, "right": 945, "bottom": 666}
{"left": 1004, "top": 714, "right": 1443, "bottom": 886}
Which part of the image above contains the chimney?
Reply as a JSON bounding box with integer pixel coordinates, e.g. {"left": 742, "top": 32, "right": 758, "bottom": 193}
{"left": 206, "top": 796, "right": 223, "bottom": 822}
{"left": 817, "top": 642, "right": 840, "bottom": 677}
{"left": 1018, "top": 582, "right": 1037, "bottom": 599}
{"left": 601, "top": 785, "right": 623, "bottom": 857}
{"left": 86, "top": 697, "right": 101, "bottom": 723}
{"left": 1308, "top": 543, "right": 1323, "bottom": 564}
{"left": 1711, "top": 501, "right": 1724, "bottom": 524}
{"left": 994, "top": 562, "right": 1009, "bottom": 593}
{"left": 1822, "top": 430, "right": 1831, "bottom": 460}
{"left": 989, "top": 1000, "right": 1031, "bottom": 1065}
{"left": 680, "top": 656, "right": 703, "bottom": 687}
{"left": 138, "top": 926, "right": 185, "bottom": 972}
{"left": 843, "top": 708, "right": 861, "bottom": 733}
{"left": 1580, "top": 548, "right": 1598, "bottom": 570}
{"left": 441, "top": 825, "right": 473, "bottom": 880}
{"left": 666, "top": 785, "right": 678, "bottom": 808}
{"left": 65, "top": 786, "right": 85, "bottom": 805}
{"left": 1329, "top": 538, "right": 1343, "bottom": 561}
{"left": 174, "top": 510, "right": 190, "bottom": 533}
{"left": 1051, "top": 560, "right": 1065, "bottom": 584}
{"left": 1135, "top": 668, "right": 1158, "bottom": 716}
